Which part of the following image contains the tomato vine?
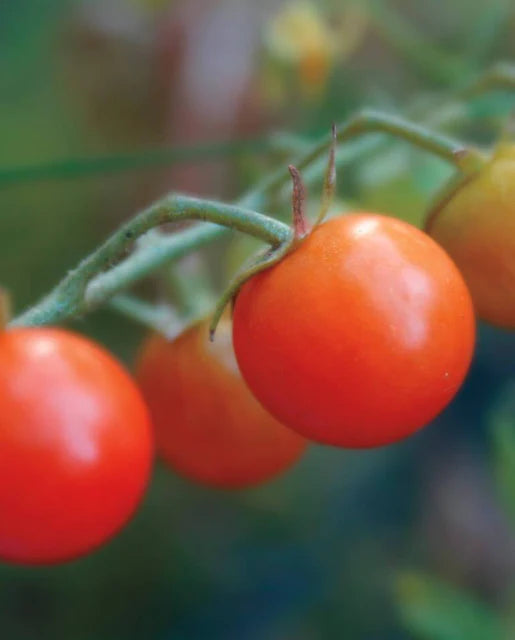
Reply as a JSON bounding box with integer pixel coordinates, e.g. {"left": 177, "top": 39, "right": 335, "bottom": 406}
{"left": 10, "top": 110, "right": 486, "bottom": 331}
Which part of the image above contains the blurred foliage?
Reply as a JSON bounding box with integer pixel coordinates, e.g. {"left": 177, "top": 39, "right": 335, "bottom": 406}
{"left": 396, "top": 572, "right": 504, "bottom": 640}
{"left": 0, "top": 0, "right": 514, "bottom": 638}
{"left": 491, "top": 382, "right": 515, "bottom": 525}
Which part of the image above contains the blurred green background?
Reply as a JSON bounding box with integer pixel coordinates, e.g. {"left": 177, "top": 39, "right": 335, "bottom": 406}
{"left": 1, "top": 0, "right": 514, "bottom": 638}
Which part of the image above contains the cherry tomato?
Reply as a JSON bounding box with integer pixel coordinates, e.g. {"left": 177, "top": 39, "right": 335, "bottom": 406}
{"left": 135, "top": 318, "right": 306, "bottom": 489}
{"left": 0, "top": 328, "right": 153, "bottom": 565}
{"left": 426, "top": 144, "right": 515, "bottom": 328}
{"left": 233, "top": 213, "right": 475, "bottom": 448}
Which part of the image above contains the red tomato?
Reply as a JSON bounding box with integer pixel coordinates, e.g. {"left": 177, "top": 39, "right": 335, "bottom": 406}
{"left": 0, "top": 328, "right": 153, "bottom": 565}
{"left": 135, "top": 318, "right": 306, "bottom": 489}
{"left": 233, "top": 213, "right": 475, "bottom": 448}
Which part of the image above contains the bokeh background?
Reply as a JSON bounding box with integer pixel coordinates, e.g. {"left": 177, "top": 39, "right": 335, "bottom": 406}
{"left": 1, "top": 0, "right": 515, "bottom": 638}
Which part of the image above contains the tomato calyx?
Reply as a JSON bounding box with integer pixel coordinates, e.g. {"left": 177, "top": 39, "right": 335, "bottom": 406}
{"left": 313, "top": 122, "right": 337, "bottom": 228}
{"left": 209, "top": 240, "right": 293, "bottom": 341}
{"left": 209, "top": 164, "right": 312, "bottom": 340}
{"left": 288, "top": 164, "right": 310, "bottom": 241}
{"left": 209, "top": 127, "right": 337, "bottom": 340}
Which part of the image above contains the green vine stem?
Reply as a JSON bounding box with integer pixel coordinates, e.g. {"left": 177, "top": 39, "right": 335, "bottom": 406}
{"left": 11, "top": 111, "right": 486, "bottom": 329}
{"left": 68, "top": 119, "right": 436, "bottom": 318}
{"left": 241, "top": 109, "right": 484, "bottom": 209}
{"left": 11, "top": 195, "right": 291, "bottom": 327}
{"left": 208, "top": 240, "right": 294, "bottom": 341}
{"left": 85, "top": 224, "right": 224, "bottom": 311}
{"left": 209, "top": 162, "right": 312, "bottom": 339}
{"left": 291, "top": 66, "right": 515, "bottom": 194}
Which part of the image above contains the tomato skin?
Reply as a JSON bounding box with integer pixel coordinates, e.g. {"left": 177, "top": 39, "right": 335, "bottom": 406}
{"left": 233, "top": 213, "right": 475, "bottom": 448}
{"left": 427, "top": 144, "right": 515, "bottom": 328}
{"left": 135, "top": 319, "right": 306, "bottom": 489}
{"left": 0, "top": 328, "right": 153, "bottom": 565}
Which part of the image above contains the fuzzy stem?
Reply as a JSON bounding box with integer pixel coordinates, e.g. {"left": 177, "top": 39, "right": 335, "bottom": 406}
{"left": 10, "top": 110, "right": 485, "bottom": 329}
{"left": 11, "top": 195, "right": 291, "bottom": 327}
{"left": 85, "top": 224, "right": 224, "bottom": 311}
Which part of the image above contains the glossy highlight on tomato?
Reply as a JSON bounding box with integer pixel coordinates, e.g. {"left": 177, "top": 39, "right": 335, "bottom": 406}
{"left": 427, "top": 144, "right": 515, "bottom": 328}
{"left": 0, "top": 328, "right": 153, "bottom": 565}
{"left": 233, "top": 213, "right": 476, "bottom": 448}
{"left": 135, "top": 318, "right": 306, "bottom": 489}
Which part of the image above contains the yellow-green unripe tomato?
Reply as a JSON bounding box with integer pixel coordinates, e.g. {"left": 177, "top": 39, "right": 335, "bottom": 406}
{"left": 426, "top": 144, "right": 515, "bottom": 329}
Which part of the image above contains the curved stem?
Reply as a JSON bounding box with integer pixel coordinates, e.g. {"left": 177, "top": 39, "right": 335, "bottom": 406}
{"left": 210, "top": 162, "right": 311, "bottom": 339}
{"left": 3, "top": 64, "right": 513, "bottom": 190}
{"left": 85, "top": 224, "right": 224, "bottom": 311}
{"left": 11, "top": 195, "right": 290, "bottom": 327}
{"left": 10, "top": 106, "right": 489, "bottom": 329}
{"left": 242, "top": 109, "right": 483, "bottom": 208}
{"left": 209, "top": 240, "right": 293, "bottom": 340}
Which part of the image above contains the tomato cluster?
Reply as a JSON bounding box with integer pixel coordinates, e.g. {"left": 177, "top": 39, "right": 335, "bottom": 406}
{"left": 2, "top": 189, "right": 498, "bottom": 565}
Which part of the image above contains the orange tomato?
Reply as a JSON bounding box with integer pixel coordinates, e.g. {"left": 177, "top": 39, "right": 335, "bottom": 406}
{"left": 135, "top": 318, "right": 306, "bottom": 489}
{"left": 233, "top": 213, "right": 475, "bottom": 448}
{"left": 426, "top": 144, "right": 515, "bottom": 328}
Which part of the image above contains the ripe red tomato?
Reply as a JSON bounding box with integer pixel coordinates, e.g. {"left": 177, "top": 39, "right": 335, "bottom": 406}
{"left": 135, "top": 318, "right": 306, "bottom": 489}
{"left": 233, "top": 213, "right": 475, "bottom": 448}
{"left": 426, "top": 144, "right": 515, "bottom": 328}
{"left": 0, "top": 328, "right": 153, "bottom": 565}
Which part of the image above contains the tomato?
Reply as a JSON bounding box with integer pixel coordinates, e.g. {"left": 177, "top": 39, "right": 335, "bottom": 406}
{"left": 426, "top": 144, "right": 515, "bottom": 328}
{"left": 135, "top": 318, "right": 306, "bottom": 489}
{"left": 232, "top": 213, "right": 475, "bottom": 448}
{"left": 0, "top": 328, "right": 153, "bottom": 565}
